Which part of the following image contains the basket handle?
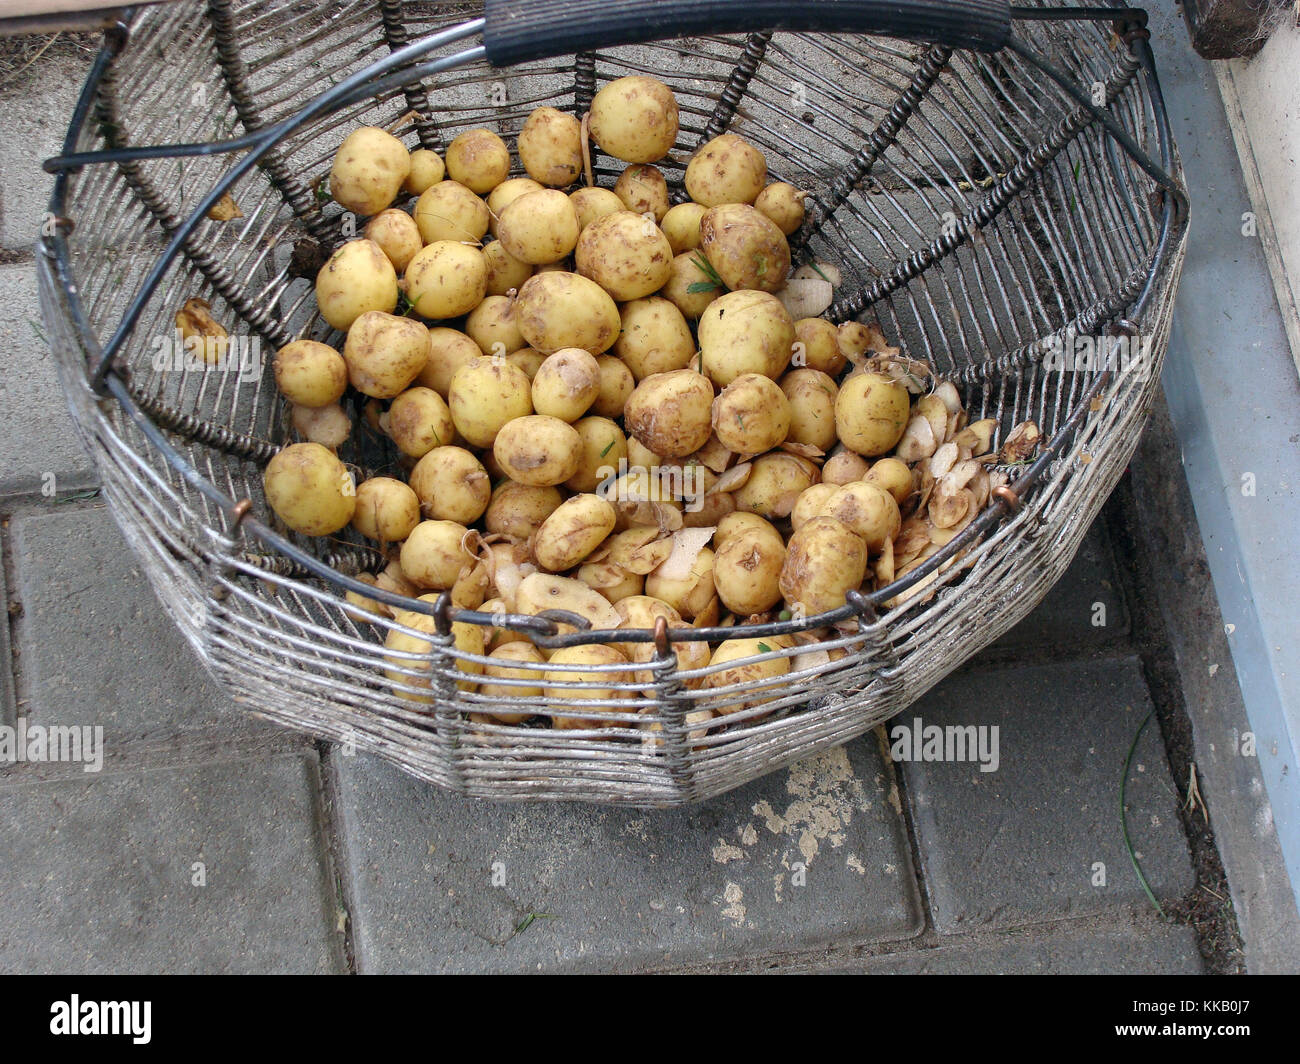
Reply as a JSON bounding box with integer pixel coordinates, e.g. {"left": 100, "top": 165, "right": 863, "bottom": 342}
{"left": 482, "top": 0, "right": 1011, "bottom": 66}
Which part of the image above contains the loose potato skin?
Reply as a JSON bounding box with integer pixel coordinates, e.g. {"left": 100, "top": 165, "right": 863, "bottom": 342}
{"left": 343, "top": 311, "right": 429, "bottom": 399}
{"left": 623, "top": 369, "right": 715, "bottom": 459}
{"left": 685, "top": 133, "right": 767, "bottom": 206}
{"left": 263, "top": 442, "right": 356, "bottom": 536}
{"left": 329, "top": 127, "right": 410, "bottom": 216}
{"left": 514, "top": 272, "right": 621, "bottom": 355}
{"left": 778, "top": 515, "right": 868, "bottom": 615}
{"left": 699, "top": 203, "right": 791, "bottom": 293}
{"left": 835, "top": 372, "right": 911, "bottom": 456}
{"left": 574, "top": 210, "right": 674, "bottom": 301}
{"left": 519, "top": 106, "right": 584, "bottom": 187}
{"left": 697, "top": 290, "right": 795, "bottom": 386}
{"left": 315, "top": 239, "right": 398, "bottom": 332}
{"left": 588, "top": 75, "right": 680, "bottom": 164}
{"left": 273, "top": 340, "right": 347, "bottom": 408}
{"left": 533, "top": 493, "right": 617, "bottom": 571}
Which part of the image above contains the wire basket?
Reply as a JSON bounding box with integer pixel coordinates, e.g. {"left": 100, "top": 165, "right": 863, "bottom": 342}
{"left": 38, "top": 0, "right": 1187, "bottom": 805}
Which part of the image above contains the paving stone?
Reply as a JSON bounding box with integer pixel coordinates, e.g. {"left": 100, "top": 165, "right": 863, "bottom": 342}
{"left": 0, "top": 754, "right": 342, "bottom": 973}
{"left": 10, "top": 506, "right": 270, "bottom": 742}
{"left": 0, "top": 262, "right": 98, "bottom": 496}
{"left": 334, "top": 741, "right": 922, "bottom": 973}
{"left": 993, "top": 519, "right": 1130, "bottom": 651}
{"left": 900, "top": 657, "right": 1196, "bottom": 933}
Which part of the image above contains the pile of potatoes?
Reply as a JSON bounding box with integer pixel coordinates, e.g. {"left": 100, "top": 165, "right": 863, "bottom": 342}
{"left": 259, "top": 75, "right": 1036, "bottom": 736}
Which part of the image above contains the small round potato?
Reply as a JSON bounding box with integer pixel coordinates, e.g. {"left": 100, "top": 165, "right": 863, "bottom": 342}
{"left": 498, "top": 189, "right": 581, "bottom": 265}
{"left": 329, "top": 126, "right": 410, "bottom": 216}
{"left": 403, "top": 148, "right": 445, "bottom": 194}
{"left": 464, "top": 294, "right": 525, "bottom": 357}
{"left": 478, "top": 643, "right": 549, "bottom": 722}
{"left": 685, "top": 133, "right": 766, "bottom": 207}
{"left": 445, "top": 128, "right": 511, "bottom": 194}
{"left": 493, "top": 415, "right": 584, "bottom": 486}
{"left": 614, "top": 297, "right": 695, "bottom": 381}
{"left": 364, "top": 208, "right": 423, "bottom": 273}
{"left": 700, "top": 203, "right": 791, "bottom": 293}
{"left": 623, "top": 369, "right": 714, "bottom": 459}
{"left": 545, "top": 644, "right": 634, "bottom": 729}
{"left": 413, "top": 180, "right": 490, "bottom": 244}
{"left": 263, "top": 442, "right": 356, "bottom": 536}
{"left": 793, "top": 316, "right": 846, "bottom": 376}
{"left": 790, "top": 483, "right": 839, "bottom": 530}
{"left": 660, "top": 202, "right": 708, "bottom": 254}
{"left": 592, "top": 355, "right": 635, "bottom": 418}
{"left": 401, "top": 519, "right": 474, "bottom": 590}
{"left": 387, "top": 386, "right": 454, "bottom": 458}
{"left": 291, "top": 402, "right": 351, "bottom": 449}
{"left": 704, "top": 636, "right": 790, "bottom": 717}
{"left": 315, "top": 239, "right": 398, "bottom": 332}
{"left": 273, "top": 340, "right": 347, "bottom": 408}
{"left": 485, "top": 481, "right": 564, "bottom": 540}
{"left": 697, "top": 290, "right": 795, "bottom": 386}
{"left": 409, "top": 445, "right": 492, "bottom": 524}
{"left": 419, "top": 327, "right": 482, "bottom": 396}
{"left": 646, "top": 546, "right": 715, "bottom": 620}
{"left": 835, "top": 372, "right": 910, "bottom": 456}
{"left": 733, "top": 452, "right": 819, "bottom": 519}
{"left": 660, "top": 251, "right": 721, "bottom": 320}
{"left": 343, "top": 311, "right": 430, "bottom": 399}
{"left": 570, "top": 186, "right": 625, "bottom": 232}
{"left": 482, "top": 240, "right": 534, "bottom": 296}
{"left": 780, "top": 368, "right": 838, "bottom": 452}
{"left": 712, "top": 373, "right": 791, "bottom": 454}
{"left": 754, "top": 182, "right": 806, "bottom": 235}
{"left": 864, "top": 457, "right": 915, "bottom": 506}
{"left": 534, "top": 493, "right": 617, "bottom": 571}
{"left": 837, "top": 320, "right": 879, "bottom": 364}
{"left": 614, "top": 164, "right": 669, "bottom": 221}
{"left": 532, "top": 348, "right": 601, "bottom": 422}
{"left": 819, "top": 481, "right": 901, "bottom": 552}
{"left": 514, "top": 271, "right": 621, "bottom": 355}
{"left": 351, "top": 477, "right": 421, "bottom": 543}
{"left": 822, "top": 449, "right": 870, "bottom": 485}
{"left": 588, "top": 75, "right": 679, "bottom": 164}
{"left": 518, "top": 106, "right": 584, "bottom": 187}
{"left": 404, "top": 241, "right": 487, "bottom": 320}
{"left": 507, "top": 347, "right": 547, "bottom": 380}
{"left": 448, "top": 357, "right": 533, "bottom": 447}
{"left": 567, "top": 417, "right": 628, "bottom": 493}
{"left": 779, "top": 516, "right": 868, "bottom": 615}
{"left": 486, "top": 177, "right": 544, "bottom": 236}
{"left": 712, "top": 524, "right": 785, "bottom": 616}
{"left": 574, "top": 210, "right": 674, "bottom": 301}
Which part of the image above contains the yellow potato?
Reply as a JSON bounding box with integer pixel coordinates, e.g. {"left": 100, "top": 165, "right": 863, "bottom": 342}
{"left": 660, "top": 251, "right": 722, "bottom": 320}
{"left": 403, "top": 148, "right": 445, "bottom": 195}
{"left": 409, "top": 445, "right": 492, "bottom": 524}
{"left": 591, "top": 355, "right": 635, "bottom": 417}
{"left": 819, "top": 481, "right": 901, "bottom": 552}
{"left": 343, "top": 311, "right": 429, "bottom": 398}
{"left": 623, "top": 369, "right": 715, "bottom": 459}
{"left": 315, "top": 239, "right": 398, "bottom": 332}
{"left": 507, "top": 347, "right": 547, "bottom": 380}
{"left": 645, "top": 546, "right": 715, "bottom": 620}
{"left": 588, "top": 75, "right": 679, "bottom": 163}
{"left": 387, "top": 386, "right": 454, "bottom": 458}
{"left": 570, "top": 186, "right": 625, "bottom": 232}
{"left": 544, "top": 644, "right": 634, "bottom": 729}
{"left": 448, "top": 357, "right": 533, "bottom": 447}
{"left": 697, "top": 290, "right": 795, "bottom": 386}
{"left": 485, "top": 480, "right": 564, "bottom": 540}
{"left": 291, "top": 402, "right": 351, "bottom": 449}
{"left": 384, "top": 598, "right": 484, "bottom": 700}
{"left": 405, "top": 240, "right": 487, "bottom": 320}
{"left": 704, "top": 637, "right": 790, "bottom": 717}
{"left": 699, "top": 203, "right": 790, "bottom": 293}
{"left": 685, "top": 133, "right": 766, "bottom": 207}
{"left": 712, "top": 524, "right": 785, "bottom": 616}
{"left": 464, "top": 294, "right": 525, "bottom": 356}
{"left": 712, "top": 373, "right": 791, "bottom": 454}
{"left": 515, "top": 572, "right": 622, "bottom": 631}
{"left": 364, "top": 208, "right": 422, "bottom": 273}
{"left": 614, "top": 163, "right": 669, "bottom": 221}
{"left": 418, "top": 327, "right": 482, "bottom": 396}
{"left": 574, "top": 210, "right": 674, "bottom": 301}
{"left": 351, "top": 477, "right": 421, "bottom": 543}
{"left": 263, "top": 442, "right": 356, "bottom": 536}
{"left": 444, "top": 128, "right": 511, "bottom": 194}
{"left": 779, "top": 516, "right": 867, "bottom": 615}
{"left": 733, "top": 452, "right": 819, "bottom": 519}
{"left": 413, "top": 180, "right": 490, "bottom": 244}
{"left": 478, "top": 643, "right": 549, "bottom": 722}
{"left": 534, "top": 493, "right": 617, "bottom": 571}
{"left": 486, "top": 176, "right": 544, "bottom": 236}
{"left": 273, "top": 339, "right": 347, "bottom": 408}
{"left": 714, "top": 511, "right": 783, "bottom": 552}
{"left": 754, "top": 182, "right": 806, "bottom": 235}
{"left": 864, "top": 457, "right": 915, "bottom": 506}
{"left": 401, "top": 519, "right": 474, "bottom": 590}
{"left": 532, "top": 348, "right": 601, "bottom": 422}
{"left": 578, "top": 560, "right": 644, "bottom": 605}
{"left": 790, "top": 483, "right": 839, "bottom": 531}
{"left": 518, "top": 106, "right": 584, "bottom": 187}
{"left": 660, "top": 202, "right": 708, "bottom": 255}
{"left": 567, "top": 416, "right": 628, "bottom": 493}
{"left": 835, "top": 372, "right": 910, "bottom": 456}
{"left": 329, "top": 126, "right": 410, "bottom": 216}
{"left": 613, "top": 297, "right": 695, "bottom": 381}
{"left": 793, "top": 316, "right": 846, "bottom": 376}
{"left": 514, "top": 271, "right": 621, "bottom": 354}
{"left": 780, "top": 368, "right": 838, "bottom": 451}
{"left": 497, "top": 188, "right": 581, "bottom": 265}
{"left": 822, "top": 449, "right": 869, "bottom": 485}
{"left": 493, "top": 414, "right": 584, "bottom": 486}
{"left": 482, "top": 240, "right": 534, "bottom": 296}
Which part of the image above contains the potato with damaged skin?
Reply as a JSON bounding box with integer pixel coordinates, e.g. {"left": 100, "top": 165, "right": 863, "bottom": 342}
{"left": 291, "top": 402, "right": 351, "bottom": 449}
{"left": 494, "top": 415, "right": 583, "bottom": 487}
{"left": 531, "top": 348, "right": 601, "bottom": 423}
{"left": 273, "top": 340, "right": 347, "bottom": 408}
{"left": 486, "top": 177, "right": 544, "bottom": 236}
{"left": 315, "top": 239, "right": 398, "bottom": 331}
{"left": 623, "top": 369, "right": 714, "bottom": 459}
{"left": 498, "top": 189, "right": 581, "bottom": 265}
{"left": 404, "top": 148, "right": 445, "bottom": 195}
{"left": 835, "top": 371, "right": 911, "bottom": 456}
{"left": 779, "top": 516, "right": 868, "bottom": 615}
{"left": 566, "top": 417, "right": 628, "bottom": 493}
{"left": 516, "top": 571, "right": 622, "bottom": 632}
{"left": 791, "top": 483, "right": 839, "bottom": 531}
{"left": 384, "top": 599, "right": 483, "bottom": 701}
{"left": 822, "top": 448, "right": 869, "bottom": 485}
{"left": 699, "top": 203, "right": 790, "bottom": 294}
{"left": 478, "top": 642, "right": 549, "bottom": 722}
{"left": 660, "top": 252, "right": 721, "bottom": 320}
{"left": 712, "top": 523, "right": 785, "bottom": 616}
{"left": 445, "top": 128, "right": 510, "bottom": 194}
{"left": 614, "top": 164, "right": 669, "bottom": 221}
{"left": 482, "top": 240, "right": 533, "bottom": 296}
{"left": 864, "top": 457, "right": 915, "bottom": 506}
{"left": 409, "top": 445, "right": 492, "bottom": 524}
{"left": 484, "top": 480, "right": 564, "bottom": 540}
{"left": 464, "top": 294, "right": 525, "bottom": 357}
{"left": 364, "top": 208, "right": 422, "bottom": 273}
{"left": 414, "top": 179, "right": 490, "bottom": 244}
{"left": 614, "top": 297, "right": 694, "bottom": 381}
{"left": 589, "top": 75, "right": 679, "bottom": 164}
{"left": 577, "top": 559, "right": 643, "bottom": 604}
{"left": 419, "top": 327, "right": 482, "bottom": 396}
{"left": 592, "top": 354, "right": 635, "bottom": 417}
{"left": 448, "top": 357, "right": 533, "bottom": 447}
{"left": 661, "top": 202, "right": 708, "bottom": 255}
{"left": 351, "top": 477, "right": 421, "bottom": 543}
{"left": 387, "top": 386, "right": 454, "bottom": 458}
{"left": 329, "top": 126, "right": 410, "bottom": 216}
{"left": 697, "top": 290, "right": 795, "bottom": 386}
{"left": 518, "top": 106, "right": 583, "bottom": 187}
{"left": 780, "top": 368, "right": 838, "bottom": 452}
{"left": 754, "top": 181, "right": 806, "bottom": 236}
{"left": 400, "top": 519, "right": 474, "bottom": 590}
{"left": 704, "top": 636, "right": 790, "bottom": 716}
{"left": 574, "top": 210, "right": 674, "bottom": 301}
{"left": 343, "top": 311, "right": 429, "bottom": 399}
{"left": 820, "top": 481, "right": 901, "bottom": 552}
{"left": 264, "top": 443, "right": 356, "bottom": 536}
{"left": 514, "top": 271, "right": 621, "bottom": 355}
{"left": 405, "top": 240, "right": 487, "bottom": 321}
{"left": 712, "top": 373, "right": 790, "bottom": 454}
{"left": 534, "top": 493, "right": 617, "bottom": 572}
{"left": 545, "top": 644, "right": 635, "bottom": 730}
{"left": 685, "top": 133, "right": 767, "bottom": 207}
{"left": 646, "top": 547, "right": 715, "bottom": 620}
{"left": 793, "top": 316, "right": 846, "bottom": 376}
{"left": 733, "top": 452, "right": 819, "bottom": 520}
{"left": 714, "top": 511, "right": 783, "bottom": 553}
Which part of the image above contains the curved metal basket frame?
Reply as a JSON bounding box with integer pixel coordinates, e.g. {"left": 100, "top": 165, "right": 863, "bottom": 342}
{"left": 38, "top": 0, "right": 1188, "bottom": 805}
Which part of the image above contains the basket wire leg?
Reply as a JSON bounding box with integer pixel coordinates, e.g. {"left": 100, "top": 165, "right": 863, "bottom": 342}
{"left": 649, "top": 619, "right": 698, "bottom": 803}
{"left": 379, "top": 0, "right": 446, "bottom": 151}
{"left": 428, "top": 595, "right": 469, "bottom": 795}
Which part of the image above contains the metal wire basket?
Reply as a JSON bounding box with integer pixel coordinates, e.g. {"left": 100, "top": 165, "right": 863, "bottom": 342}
{"left": 38, "top": 0, "right": 1187, "bottom": 805}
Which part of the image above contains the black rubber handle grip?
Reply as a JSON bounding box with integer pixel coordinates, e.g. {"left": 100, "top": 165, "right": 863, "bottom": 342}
{"left": 483, "top": 0, "right": 1010, "bottom": 66}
